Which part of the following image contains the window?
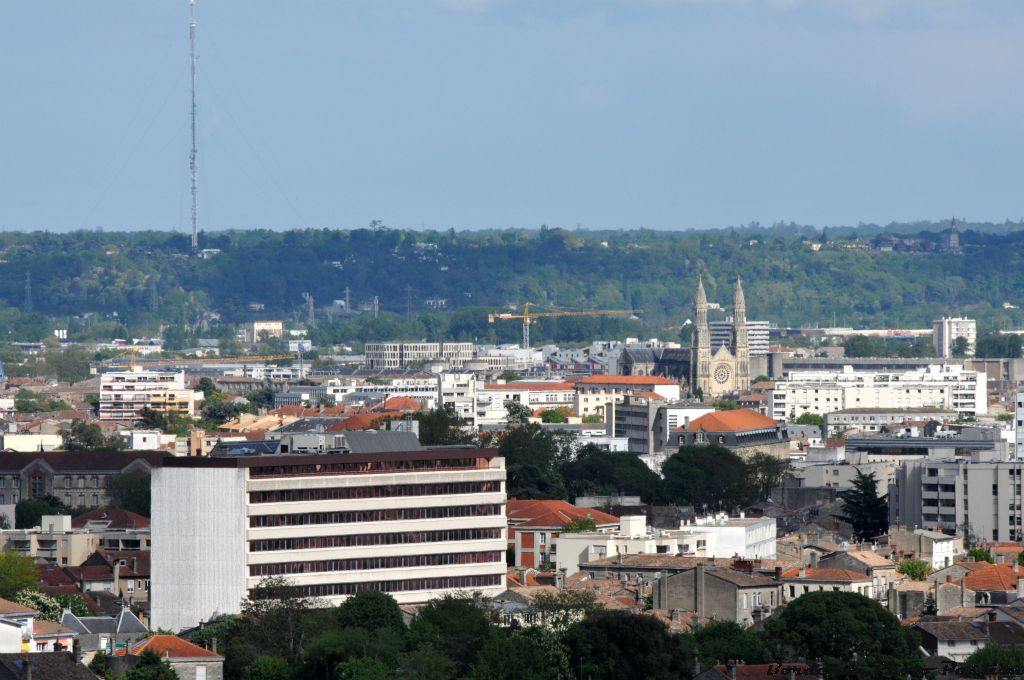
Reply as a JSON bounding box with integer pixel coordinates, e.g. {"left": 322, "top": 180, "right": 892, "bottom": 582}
{"left": 196, "top": 667, "right": 207, "bottom": 680}
{"left": 64, "top": 478, "right": 71, "bottom": 489}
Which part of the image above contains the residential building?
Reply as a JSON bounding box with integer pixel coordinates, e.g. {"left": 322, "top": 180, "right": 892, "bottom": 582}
{"left": 2, "top": 512, "right": 150, "bottom": 566}
{"left": 243, "top": 320, "right": 284, "bottom": 344}
{"left": 611, "top": 397, "right": 712, "bottom": 457}
{"left": 1015, "top": 387, "right": 1024, "bottom": 458}
{"left": 679, "top": 513, "right": 777, "bottom": 559}
{"left": 555, "top": 516, "right": 717, "bottom": 577}
{"left": 365, "top": 342, "right": 474, "bottom": 369}
{"left": 888, "top": 576, "right": 975, "bottom": 620}
{"left": 933, "top": 317, "right": 977, "bottom": 358}
{"left": 780, "top": 566, "right": 875, "bottom": 601}
{"left": 113, "top": 634, "right": 224, "bottom": 680}
{"left": 911, "top": 619, "right": 1024, "bottom": 663}
{"left": 60, "top": 608, "right": 148, "bottom": 658}
{"left": 0, "top": 451, "right": 169, "bottom": 509}
{"left": 439, "top": 371, "right": 477, "bottom": 424}
{"left": 672, "top": 409, "right": 790, "bottom": 459}
{"left": 0, "top": 597, "right": 77, "bottom": 654}
{"left": 824, "top": 407, "right": 957, "bottom": 436}
{"left": 151, "top": 447, "right": 508, "bottom": 631}
{"left": 816, "top": 550, "right": 897, "bottom": 600}
{"left": 99, "top": 367, "right": 202, "bottom": 421}
{"left": 881, "top": 527, "right": 961, "bottom": 570}
{"left": 507, "top": 499, "right": 618, "bottom": 569}
{"left": 474, "top": 345, "right": 545, "bottom": 372}
{"left": 771, "top": 364, "right": 987, "bottom": 421}
{"left": 474, "top": 381, "right": 576, "bottom": 427}
{"left": 652, "top": 563, "right": 782, "bottom": 626}
{"left": 891, "top": 455, "right": 1024, "bottom": 542}
{"left": 575, "top": 375, "right": 682, "bottom": 419}
{"left": 0, "top": 433, "right": 62, "bottom": 452}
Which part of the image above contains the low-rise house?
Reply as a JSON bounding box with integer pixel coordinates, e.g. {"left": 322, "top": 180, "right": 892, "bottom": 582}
{"left": 961, "top": 563, "right": 1024, "bottom": 605}
{"left": 913, "top": 617, "right": 1024, "bottom": 663}
{"left": 652, "top": 563, "right": 783, "bottom": 627}
{"left": 113, "top": 634, "right": 224, "bottom": 680}
{"left": 673, "top": 409, "right": 790, "bottom": 459}
{"left": 817, "top": 549, "right": 897, "bottom": 602}
{"left": 882, "top": 527, "right": 961, "bottom": 570}
{"left": 780, "top": 567, "right": 875, "bottom": 601}
{"left": 60, "top": 608, "right": 148, "bottom": 659}
{"left": 0, "top": 597, "right": 77, "bottom": 654}
{"left": 888, "top": 577, "right": 976, "bottom": 620}
{"left": 0, "top": 653, "right": 98, "bottom": 679}
{"left": 507, "top": 499, "right": 618, "bottom": 569}
{"left": 555, "top": 515, "right": 717, "bottom": 578}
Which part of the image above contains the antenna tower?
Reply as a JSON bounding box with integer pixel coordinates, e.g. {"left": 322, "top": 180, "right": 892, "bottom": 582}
{"left": 189, "top": 0, "right": 199, "bottom": 252}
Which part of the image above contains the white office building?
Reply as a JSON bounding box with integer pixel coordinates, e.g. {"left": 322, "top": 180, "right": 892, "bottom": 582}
{"left": 365, "top": 342, "right": 475, "bottom": 369}
{"left": 771, "top": 364, "right": 986, "bottom": 421}
{"left": 710, "top": 319, "right": 771, "bottom": 356}
{"left": 151, "top": 448, "right": 508, "bottom": 632}
{"left": 932, "top": 317, "right": 976, "bottom": 358}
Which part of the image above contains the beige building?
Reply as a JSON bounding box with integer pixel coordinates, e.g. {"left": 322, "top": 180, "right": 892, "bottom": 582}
{"left": 99, "top": 367, "right": 202, "bottom": 422}
{"left": 243, "top": 320, "right": 285, "bottom": 344}
{"left": 2, "top": 512, "right": 151, "bottom": 566}
{"left": 575, "top": 375, "right": 682, "bottom": 419}
{"left": 933, "top": 317, "right": 976, "bottom": 358}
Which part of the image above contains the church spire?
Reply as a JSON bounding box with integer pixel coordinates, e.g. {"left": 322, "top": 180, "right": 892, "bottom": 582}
{"left": 695, "top": 273, "right": 707, "bottom": 305}
{"left": 733, "top": 276, "right": 745, "bottom": 314}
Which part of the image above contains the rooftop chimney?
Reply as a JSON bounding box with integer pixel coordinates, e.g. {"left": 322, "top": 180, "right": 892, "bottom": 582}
{"left": 809, "top": 551, "right": 819, "bottom": 569}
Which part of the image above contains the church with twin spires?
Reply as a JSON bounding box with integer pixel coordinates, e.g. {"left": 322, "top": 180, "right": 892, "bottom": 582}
{"left": 690, "top": 274, "right": 751, "bottom": 399}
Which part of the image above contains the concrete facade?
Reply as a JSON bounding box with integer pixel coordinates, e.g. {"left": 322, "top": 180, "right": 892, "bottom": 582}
{"left": 652, "top": 565, "right": 782, "bottom": 626}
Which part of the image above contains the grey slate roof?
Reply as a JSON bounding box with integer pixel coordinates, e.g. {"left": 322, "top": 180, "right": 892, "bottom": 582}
{"left": 343, "top": 430, "right": 422, "bottom": 454}
{"left": 61, "top": 608, "right": 148, "bottom": 636}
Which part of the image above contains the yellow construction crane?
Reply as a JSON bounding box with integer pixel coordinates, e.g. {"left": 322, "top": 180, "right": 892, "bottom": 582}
{"left": 488, "top": 303, "right": 638, "bottom": 349}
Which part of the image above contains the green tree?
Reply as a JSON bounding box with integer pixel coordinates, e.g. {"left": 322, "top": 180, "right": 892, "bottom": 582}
{"left": 46, "top": 348, "right": 92, "bottom": 385}
{"left": 334, "top": 657, "right": 393, "bottom": 680}
{"left": 396, "top": 645, "right": 457, "bottom": 680}
{"left": 560, "top": 444, "right": 662, "bottom": 503}
{"left": 14, "top": 590, "right": 63, "bottom": 622}
{"left": 195, "top": 377, "right": 219, "bottom": 399}
{"left": 529, "top": 589, "right": 602, "bottom": 631}
{"left": 763, "top": 591, "right": 925, "bottom": 679}
{"left": 959, "top": 643, "right": 1024, "bottom": 676}
{"left": 469, "top": 627, "right": 571, "bottom": 680}
{"left": 680, "top": 620, "right": 770, "bottom": 666}
{"left": 713, "top": 399, "right": 737, "bottom": 410}
{"left": 409, "top": 594, "right": 491, "bottom": 676}
{"left": 500, "top": 424, "right": 569, "bottom": 499}
{"left": 505, "top": 401, "right": 533, "bottom": 427}
{"left": 745, "top": 452, "right": 790, "bottom": 501}
{"left": 334, "top": 590, "right": 405, "bottom": 632}
{"left": 560, "top": 517, "right": 597, "bottom": 533}
{"left": 15, "top": 494, "right": 69, "bottom": 529}
{"left": 126, "top": 649, "right": 180, "bottom": 679}
{"left": 836, "top": 470, "right": 889, "bottom": 541}
{"left": 896, "top": 557, "right": 931, "bottom": 581}
{"left": 662, "top": 445, "right": 752, "bottom": 509}
{"left": 414, "top": 407, "right": 476, "bottom": 446}
{"left": 89, "top": 650, "right": 112, "bottom": 679}
{"left": 540, "top": 409, "right": 566, "bottom": 423}
{"left": 792, "top": 412, "right": 824, "bottom": 428}
{"left": 60, "top": 419, "right": 126, "bottom": 451}
{"left": 240, "top": 576, "right": 321, "bottom": 663}
{"left": 951, "top": 336, "right": 969, "bottom": 358}
{"left": 968, "top": 546, "right": 994, "bottom": 563}
{"left": 564, "top": 610, "right": 693, "bottom": 680}
{"left": 105, "top": 474, "right": 151, "bottom": 516}
{"left": 0, "top": 550, "right": 40, "bottom": 598}
{"left": 250, "top": 655, "right": 293, "bottom": 680}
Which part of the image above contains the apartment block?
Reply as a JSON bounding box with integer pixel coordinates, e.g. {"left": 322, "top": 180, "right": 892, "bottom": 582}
{"left": 99, "top": 367, "right": 202, "bottom": 422}
{"left": 892, "top": 455, "right": 1024, "bottom": 543}
{"left": 933, "top": 317, "right": 977, "bottom": 358}
{"left": 771, "top": 364, "right": 986, "bottom": 421}
{"left": 710, "top": 319, "right": 771, "bottom": 356}
{"left": 151, "top": 448, "right": 508, "bottom": 631}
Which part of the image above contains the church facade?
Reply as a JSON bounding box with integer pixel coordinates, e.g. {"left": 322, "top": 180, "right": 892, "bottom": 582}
{"left": 690, "top": 275, "right": 751, "bottom": 399}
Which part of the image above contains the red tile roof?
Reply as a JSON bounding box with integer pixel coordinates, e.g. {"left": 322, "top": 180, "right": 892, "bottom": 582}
{"left": 117, "top": 634, "right": 223, "bottom": 659}
{"left": 507, "top": 499, "right": 618, "bottom": 529}
{"left": 709, "top": 663, "right": 815, "bottom": 680}
{"left": 684, "top": 409, "right": 779, "bottom": 433}
{"left": 631, "top": 391, "right": 667, "bottom": 400}
{"left": 0, "top": 597, "right": 35, "bottom": 617}
{"left": 577, "top": 375, "right": 677, "bottom": 386}
{"left": 781, "top": 567, "right": 871, "bottom": 582}
{"left": 326, "top": 412, "right": 404, "bottom": 431}
{"left": 964, "top": 564, "right": 1024, "bottom": 592}
{"left": 374, "top": 396, "right": 427, "bottom": 412}
{"left": 72, "top": 507, "right": 150, "bottom": 529}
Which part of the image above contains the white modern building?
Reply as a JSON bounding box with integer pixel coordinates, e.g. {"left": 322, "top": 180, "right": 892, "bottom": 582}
{"left": 365, "top": 342, "right": 475, "bottom": 369}
{"left": 711, "top": 319, "right": 770, "bottom": 356}
{"left": 575, "top": 375, "right": 683, "bottom": 420}
{"left": 99, "top": 368, "right": 202, "bottom": 422}
{"left": 891, "top": 454, "right": 1024, "bottom": 543}
{"left": 474, "top": 381, "right": 577, "bottom": 427}
{"left": 771, "top": 364, "right": 987, "bottom": 421}
{"left": 933, "top": 317, "right": 977, "bottom": 358}
{"left": 555, "top": 516, "right": 717, "bottom": 578}
{"left": 1015, "top": 388, "right": 1024, "bottom": 458}
{"left": 680, "top": 513, "right": 777, "bottom": 559}
{"left": 151, "top": 448, "right": 507, "bottom": 631}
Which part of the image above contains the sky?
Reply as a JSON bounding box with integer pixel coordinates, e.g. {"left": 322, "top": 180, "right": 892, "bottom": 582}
{"left": 2, "top": 0, "right": 1023, "bottom": 232}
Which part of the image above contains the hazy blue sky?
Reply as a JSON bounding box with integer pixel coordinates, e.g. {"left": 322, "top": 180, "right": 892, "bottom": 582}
{"left": 3, "top": 0, "right": 1022, "bottom": 231}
